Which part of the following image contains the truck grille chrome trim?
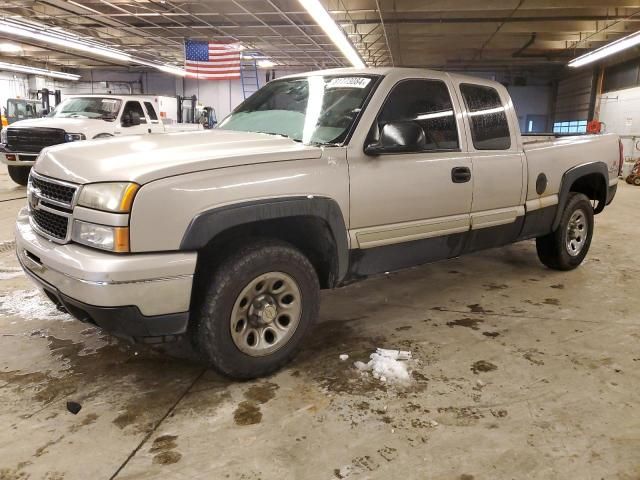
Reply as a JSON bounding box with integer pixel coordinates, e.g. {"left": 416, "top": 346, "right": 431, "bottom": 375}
{"left": 27, "top": 171, "right": 80, "bottom": 244}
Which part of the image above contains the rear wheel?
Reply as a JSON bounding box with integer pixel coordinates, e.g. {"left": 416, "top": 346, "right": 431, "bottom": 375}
{"left": 536, "top": 193, "right": 594, "bottom": 271}
{"left": 633, "top": 177, "right": 640, "bottom": 186}
{"left": 191, "top": 239, "right": 320, "bottom": 379}
{"left": 7, "top": 166, "right": 30, "bottom": 186}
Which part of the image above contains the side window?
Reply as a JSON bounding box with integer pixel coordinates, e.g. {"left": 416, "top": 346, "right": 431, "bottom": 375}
{"left": 375, "top": 79, "right": 459, "bottom": 151}
{"left": 459, "top": 84, "right": 511, "bottom": 150}
{"left": 122, "top": 101, "right": 147, "bottom": 124}
{"left": 144, "top": 102, "right": 159, "bottom": 122}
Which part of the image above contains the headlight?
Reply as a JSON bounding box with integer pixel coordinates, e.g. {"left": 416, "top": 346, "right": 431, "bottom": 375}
{"left": 1, "top": 128, "right": 7, "bottom": 145}
{"left": 72, "top": 220, "right": 129, "bottom": 252}
{"left": 64, "top": 133, "right": 86, "bottom": 142}
{"left": 77, "top": 182, "right": 139, "bottom": 213}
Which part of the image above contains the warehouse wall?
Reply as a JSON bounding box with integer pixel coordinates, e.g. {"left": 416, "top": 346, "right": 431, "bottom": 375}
{"left": 507, "top": 86, "right": 553, "bottom": 133}
{"left": 0, "top": 71, "right": 66, "bottom": 116}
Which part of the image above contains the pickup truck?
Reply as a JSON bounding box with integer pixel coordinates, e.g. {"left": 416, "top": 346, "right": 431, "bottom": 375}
{"left": 15, "top": 67, "right": 621, "bottom": 379}
{"left": 1, "top": 94, "right": 202, "bottom": 186}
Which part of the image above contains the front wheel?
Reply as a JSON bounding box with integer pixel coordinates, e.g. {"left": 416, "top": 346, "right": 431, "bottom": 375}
{"left": 7, "top": 166, "right": 31, "bottom": 186}
{"left": 191, "top": 240, "right": 320, "bottom": 379}
{"left": 633, "top": 177, "right": 640, "bottom": 186}
{"left": 536, "top": 193, "right": 594, "bottom": 271}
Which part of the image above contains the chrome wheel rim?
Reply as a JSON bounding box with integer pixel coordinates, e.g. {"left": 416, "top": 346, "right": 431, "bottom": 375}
{"left": 230, "top": 272, "right": 302, "bottom": 357}
{"left": 565, "top": 209, "right": 588, "bottom": 257}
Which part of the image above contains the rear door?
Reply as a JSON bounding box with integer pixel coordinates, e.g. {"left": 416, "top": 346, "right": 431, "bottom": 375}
{"left": 453, "top": 81, "right": 526, "bottom": 251}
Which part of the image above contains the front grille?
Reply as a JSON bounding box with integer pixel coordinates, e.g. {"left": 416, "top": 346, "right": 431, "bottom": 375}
{"left": 6, "top": 127, "right": 66, "bottom": 153}
{"left": 31, "top": 208, "right": 69, "bottom": 240}
{"left": 31, "top": 175, "right": 76, "bottom": 204}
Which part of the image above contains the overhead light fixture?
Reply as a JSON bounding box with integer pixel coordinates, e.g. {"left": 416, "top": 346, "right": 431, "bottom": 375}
{"left": 257, "top": 59, "right": 276, "bottom": 68}
{"left": 0, "top": 42, "right": 23, "bottom": 53}
{"left": 569, "top": 30, "right": 640, "bottom": 68}
{"left": 0, "top": 19, "right": 132, "bottom": 62}
{"left": 297, "top": 0, "right": 365, "bottom": 68}
{"left": 0, "top": 61, "right": 80, "bottom": 80}
{"left": 0, "top": 18, "right": 186, "bottom": 76}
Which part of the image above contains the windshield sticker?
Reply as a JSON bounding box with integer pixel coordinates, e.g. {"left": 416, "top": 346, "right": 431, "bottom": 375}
{"left": 101, "top": 99, "right": 118, "bottom": 104}
{"left": 326, "top": 77, "right": 371, "bottom": 89}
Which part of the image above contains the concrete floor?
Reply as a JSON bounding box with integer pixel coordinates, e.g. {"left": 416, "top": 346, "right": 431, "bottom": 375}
{"left": 0, "top": 163, "right": 639, "bottom": 480}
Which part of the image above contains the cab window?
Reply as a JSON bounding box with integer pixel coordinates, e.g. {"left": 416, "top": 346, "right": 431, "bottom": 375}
{"left": 459, "top": 84, "right": 511, "bottom": 150}
{"left": 121, "top": 101, "right": 147, "bottom": 124}
{"left": 373, "top": 79, "right": 460, "bottom": 152}
{"left": 144, "top": 102, "right": 159, "bottom": 122}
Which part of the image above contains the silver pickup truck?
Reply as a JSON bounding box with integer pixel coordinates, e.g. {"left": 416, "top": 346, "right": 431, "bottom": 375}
{"left": 15, "top": 67, "right": 621, "bottom": 379}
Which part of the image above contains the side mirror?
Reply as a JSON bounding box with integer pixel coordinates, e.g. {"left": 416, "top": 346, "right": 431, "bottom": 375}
{"left": 365, "top": 121, "right": 426, "bottom": 155}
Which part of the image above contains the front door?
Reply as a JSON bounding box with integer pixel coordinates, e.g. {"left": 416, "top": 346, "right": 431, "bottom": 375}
{"left": 348, "top": 76, "right": 473, "bottom": 275}
{"left": 115, "top": 101, "right": 151, "bottom": 136}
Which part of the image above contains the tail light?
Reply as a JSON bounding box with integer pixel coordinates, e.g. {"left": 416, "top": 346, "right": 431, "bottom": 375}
{"left": 618, "top": 138, "right": 624, "bottom": 176}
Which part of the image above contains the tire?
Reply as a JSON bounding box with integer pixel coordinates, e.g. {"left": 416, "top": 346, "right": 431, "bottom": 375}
{"left": 536, "top": 193, "right": 594, "bottom": 271}
{"left": 633, "top": 177, "right": 640, "bottom": 186}
{"left": 7, "top": 166, "right": 31, "bottom": 186}
{"left": 191, "top": 239, "right": 320, "bottom": 379}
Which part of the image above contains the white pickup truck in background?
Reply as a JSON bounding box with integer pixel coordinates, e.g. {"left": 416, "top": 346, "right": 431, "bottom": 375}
{"left": 0, "top": 94, "right": 202, "bottom": 185}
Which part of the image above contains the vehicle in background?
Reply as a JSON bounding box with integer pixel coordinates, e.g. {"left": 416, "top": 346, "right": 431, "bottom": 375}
{"left": 0, "top": 94, "right": 203, "bottom": 185}
{"left": 626, "top": 159, "right": 640, "bottom": 186}
{"left": 15, "top": 68, "right": 621, "bottom": 379}
{"left": 6, "top": 98, "right": 42, "bottom": 124}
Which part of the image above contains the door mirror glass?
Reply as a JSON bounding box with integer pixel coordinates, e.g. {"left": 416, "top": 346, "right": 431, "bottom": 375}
{"left": 365, "top": 121, "right": 426, "bottom": 155}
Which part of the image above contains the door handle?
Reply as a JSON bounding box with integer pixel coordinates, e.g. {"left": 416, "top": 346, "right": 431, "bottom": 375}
{"left": 451, "top": 166, "right": 471, "bottom": 183}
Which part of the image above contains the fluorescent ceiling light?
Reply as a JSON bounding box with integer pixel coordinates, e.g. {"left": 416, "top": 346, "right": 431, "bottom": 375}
{"left": 0, "top": 42, "right": 23, "bottom": 53}
{"left": 0, "top": 61, "right": 80, "bottom": 80}
{"left": 569, "top": 30, "right": 640, "bottom": 68}
{"left": 257, "top": 59, "right": 276, "bottom": 68}
{"left": 0, "top": 20, "right": 132, "bottom": 62}
{"left": 297, "top": 0, "right": 365, "bottom": 68}
{"left": 0, "top": 19, "right": 186, "bottom": 76}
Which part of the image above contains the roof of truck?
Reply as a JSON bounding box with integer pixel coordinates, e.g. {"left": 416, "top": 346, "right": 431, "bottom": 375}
{"left": 280, "top": 67, "right": 500, "bottom": 86}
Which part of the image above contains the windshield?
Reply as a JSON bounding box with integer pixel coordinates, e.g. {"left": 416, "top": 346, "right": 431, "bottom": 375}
{"left": 49, "top": 97, "right": 122, "bottom": 120}
{"left": 218, "top": 75, "right": 378, "bottom": 145}
{"left": 7, "top": 100, "right": 39, "bottom": 119}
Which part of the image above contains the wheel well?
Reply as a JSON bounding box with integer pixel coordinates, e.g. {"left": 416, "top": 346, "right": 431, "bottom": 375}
{"left": 194, "top": 216, "right": 339, "bottom": 292}
{"left": 569, "top": 173, "right": 607, "bottom": 212}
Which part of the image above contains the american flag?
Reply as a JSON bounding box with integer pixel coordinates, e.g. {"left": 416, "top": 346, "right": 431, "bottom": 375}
{"left": 184, "top": 40, "right": 242, "bottom": 80}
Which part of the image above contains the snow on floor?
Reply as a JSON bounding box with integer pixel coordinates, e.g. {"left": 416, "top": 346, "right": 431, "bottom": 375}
{"left": 354, "top": 348, "right": 414, "bottom": 384}
{"left": 0, "top": 269, "right": 24, "bottom": 280}
{"left": 0, "top": 289, "right": 71, "bottom": 321}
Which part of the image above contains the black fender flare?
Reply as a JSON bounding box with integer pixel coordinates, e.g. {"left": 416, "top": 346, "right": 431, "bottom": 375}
{"left": 180, "top": 196, "right": 350, "bottom": 284}
{"left": 552, "top": 162, "right": 609, "bottom": 231}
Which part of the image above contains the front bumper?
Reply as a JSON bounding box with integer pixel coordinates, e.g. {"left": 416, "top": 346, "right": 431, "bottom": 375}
{"left": 15, "top": 207, "right": 197, "bottom": 341}
{"left": 0, "top": 144, "right": 38, "bottom": 166}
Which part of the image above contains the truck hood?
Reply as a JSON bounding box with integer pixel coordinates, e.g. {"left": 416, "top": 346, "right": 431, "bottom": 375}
{"left": 7, "top": 117, "right": 114, "bottom": 137}
{"left": 34, "top": 129, "right": 322, "bottom": 184}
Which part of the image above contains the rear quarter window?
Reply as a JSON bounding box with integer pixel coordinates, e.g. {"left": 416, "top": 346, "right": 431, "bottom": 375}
{"left": 144, "top": 102, "right": 159, "bottom": 122}
{"left": 460, "top": 84, "right": 511, "bottom": 150}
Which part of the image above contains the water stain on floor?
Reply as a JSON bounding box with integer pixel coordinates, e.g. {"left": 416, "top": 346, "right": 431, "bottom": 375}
{"left": 446, "top": 318, "right": 483, "bottom": 330}
{"left": 150, "top": 434, "right": 182, "bottom": 465}
{"left": 233, "top": 381, "right": 280, "bottom": 426}
{"left": 471, "top": 360, "right": 498, "bottom": 374}
{"left": 233, "top": 401, "right": 263, "bottom": 426}
{"left": 467, "top": 304, "right": 493, "bottom": 314}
